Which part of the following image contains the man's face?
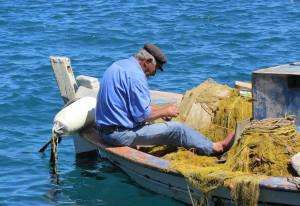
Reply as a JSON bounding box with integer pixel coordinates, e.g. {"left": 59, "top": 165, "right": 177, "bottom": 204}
{"left": 144, "top": 59, "right": 157, "bottom": 77}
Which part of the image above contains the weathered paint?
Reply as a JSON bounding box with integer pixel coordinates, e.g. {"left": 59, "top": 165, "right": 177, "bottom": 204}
{"left": 260, "top": 177, "right": 300, "bottom": 191}
{"left": 50, "top": 56, "right": 98, "bottom": 154}
{"left": 80, "top": 127, "right": 175, "bottom": 173}
{"left": 252, "top": 62, "right": 300, "bottom": 127}
{"left": 107, "top": 147, "right": 171, "bottom": 170}
{"left": 50, "top": 56, "right": 78, "bottom": 103}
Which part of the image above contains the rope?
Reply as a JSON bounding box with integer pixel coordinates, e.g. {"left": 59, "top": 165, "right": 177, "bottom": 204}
{"left": 199, "top": 102, "right": 214, "bottom": 117}
{"left": 50, "top": 132, "right": 60, "bottom": 175}
{"left": 287, "top": 177, "right": 300, "bottom": 190}
{"left": 187, "top": 184, "right": 196, "bottom": 206}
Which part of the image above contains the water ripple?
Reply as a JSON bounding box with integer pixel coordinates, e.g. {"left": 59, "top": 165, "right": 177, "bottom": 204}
{"left": 0, "top": 0, "right": 300, "bottom": 205}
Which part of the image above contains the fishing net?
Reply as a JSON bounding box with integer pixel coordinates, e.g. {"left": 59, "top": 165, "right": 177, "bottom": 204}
{"left": 164, "top": 117, "right": 299, "bottom": 205}
{"left": 164, "top": 150, "right": 266, "bottom": 206}
{"left": 145, "top": 79, "right": 300, "bottom": 205}
{"left": 177, "top": 78, "right": 252, "bottom": 142}
{"left": 178, "top": 79, "right": 233, "bottom": 131}
{"left": 225, "top": 117, "right": 300, "bottom": 176}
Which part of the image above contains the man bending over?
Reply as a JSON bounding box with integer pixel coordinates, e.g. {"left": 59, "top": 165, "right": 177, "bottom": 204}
{"left": 96, "top": 44, "right": 234, "bottom": 156}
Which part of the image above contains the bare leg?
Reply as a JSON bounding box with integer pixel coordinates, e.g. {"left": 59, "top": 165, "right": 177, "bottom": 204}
{"left": 212, "top": 132, "right": 235, "bottom": 155}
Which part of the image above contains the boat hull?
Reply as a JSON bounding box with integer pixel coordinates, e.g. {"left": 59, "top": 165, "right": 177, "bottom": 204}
{"left": 81, "top": 127, "right": 300, "bottom": 206}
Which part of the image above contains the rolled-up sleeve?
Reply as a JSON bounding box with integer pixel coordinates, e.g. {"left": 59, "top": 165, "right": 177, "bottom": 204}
{"left": 128, "top": 78, "right": 151, "bottom": 123}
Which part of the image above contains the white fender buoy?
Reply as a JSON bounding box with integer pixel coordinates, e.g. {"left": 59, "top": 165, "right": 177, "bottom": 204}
{"left": 291, "top": 152, "right": 300, "bottom": 176}
{"left": 53, "top": 97, "right": 96, "bottom": 135}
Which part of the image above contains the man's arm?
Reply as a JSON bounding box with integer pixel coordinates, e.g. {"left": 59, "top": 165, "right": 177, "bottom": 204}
{"left": 145, "top": 104, "right": 179, "bottom": 122}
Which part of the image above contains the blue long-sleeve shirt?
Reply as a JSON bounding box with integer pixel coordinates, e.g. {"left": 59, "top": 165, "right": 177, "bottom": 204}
{"left": 96, "top": 57, "right": 151, "bottom": 128}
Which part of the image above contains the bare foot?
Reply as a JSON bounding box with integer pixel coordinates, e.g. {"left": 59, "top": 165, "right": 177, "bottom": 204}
{"left": 212, "top": 142, "right": 224, "bottom": 154}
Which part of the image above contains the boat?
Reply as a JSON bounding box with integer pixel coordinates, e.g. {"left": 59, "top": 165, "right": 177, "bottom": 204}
{"left": 50, "top": 56, "right": 300, "bottom": 205}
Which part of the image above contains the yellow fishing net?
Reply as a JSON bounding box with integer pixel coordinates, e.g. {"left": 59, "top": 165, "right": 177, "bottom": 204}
{"left": 144, "top": 79, "right": 300, "bottom": 206}
{"left": 164, "top": 150, "right": 266, "bottom": 205}
{"left": 163, "top": 117, "right": 299, "bottom": 206}
{"left": 177, "top": 78, "right": 252, "bottom": 142}
{"left": 225, "top": 117, "right": 300, "bottom": 176}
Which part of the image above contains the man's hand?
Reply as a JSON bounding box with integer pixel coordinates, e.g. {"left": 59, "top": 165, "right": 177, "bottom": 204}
{"left": 164, "top": 104, "right": 179, "bottom": 117}
{"left": 145, "top": 104, "right": 180, "bottom": 122}
{"left": 162, "top": 116, "right": 172, "bottom": 121}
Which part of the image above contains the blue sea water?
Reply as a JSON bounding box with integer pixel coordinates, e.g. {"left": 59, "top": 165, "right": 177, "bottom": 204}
{"left": 0, "top": 0, "right": 299, "bottom": 205}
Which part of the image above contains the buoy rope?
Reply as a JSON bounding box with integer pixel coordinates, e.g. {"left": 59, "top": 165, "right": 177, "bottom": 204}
{"left": 50, "top": 132, "right": 61, "bottom": 175}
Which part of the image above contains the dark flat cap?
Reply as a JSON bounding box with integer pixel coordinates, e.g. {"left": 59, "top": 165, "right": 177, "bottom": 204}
{"left": 143, "top": 43, "right": 167, "bottom": 71}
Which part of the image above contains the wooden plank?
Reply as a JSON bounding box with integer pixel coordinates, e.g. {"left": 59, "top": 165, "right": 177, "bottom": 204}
{"left": 50, "top": 56, "right": 98, "bottom": 154}
{"left": 150, "top": 90, "right": 183, "bottom": 105}
{"left": 50, "top": 56, "right": 78, "bottom": 103}
{"left": 80, "top": 127, "right": 175, "bottom": 172}
{"left": 235, "top": 81, "right": 252, "bottom": 91}
{"left": 74, "top": 86, "right": 183, "bottom": 105}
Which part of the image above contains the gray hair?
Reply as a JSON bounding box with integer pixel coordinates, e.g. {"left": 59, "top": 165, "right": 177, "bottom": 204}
{"left": 135, "top": 48, "right": 156, "bottom": 65}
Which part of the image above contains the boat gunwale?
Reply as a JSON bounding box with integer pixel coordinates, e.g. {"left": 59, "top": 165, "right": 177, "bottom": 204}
{"left": 80, "top": 126, "right": 182, "bottom": 177}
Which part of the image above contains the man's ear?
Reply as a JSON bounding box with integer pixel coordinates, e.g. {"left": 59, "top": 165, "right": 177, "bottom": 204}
{"left": 140, "top": 59, "right": 149, "bottom": 71}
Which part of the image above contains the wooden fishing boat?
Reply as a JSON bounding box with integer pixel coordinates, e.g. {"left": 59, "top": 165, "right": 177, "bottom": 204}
{"left": 50, "top": 56, "right": 300, "bottom": 205}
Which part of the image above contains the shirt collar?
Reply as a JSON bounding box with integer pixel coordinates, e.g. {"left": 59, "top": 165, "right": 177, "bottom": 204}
{"left": 130, "top": 56, "right": 145, "bottom": 74}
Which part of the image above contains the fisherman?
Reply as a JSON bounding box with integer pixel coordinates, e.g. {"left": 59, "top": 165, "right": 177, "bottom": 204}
{"left": 96, "top": 43, "right": 235, "bottom": 156}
